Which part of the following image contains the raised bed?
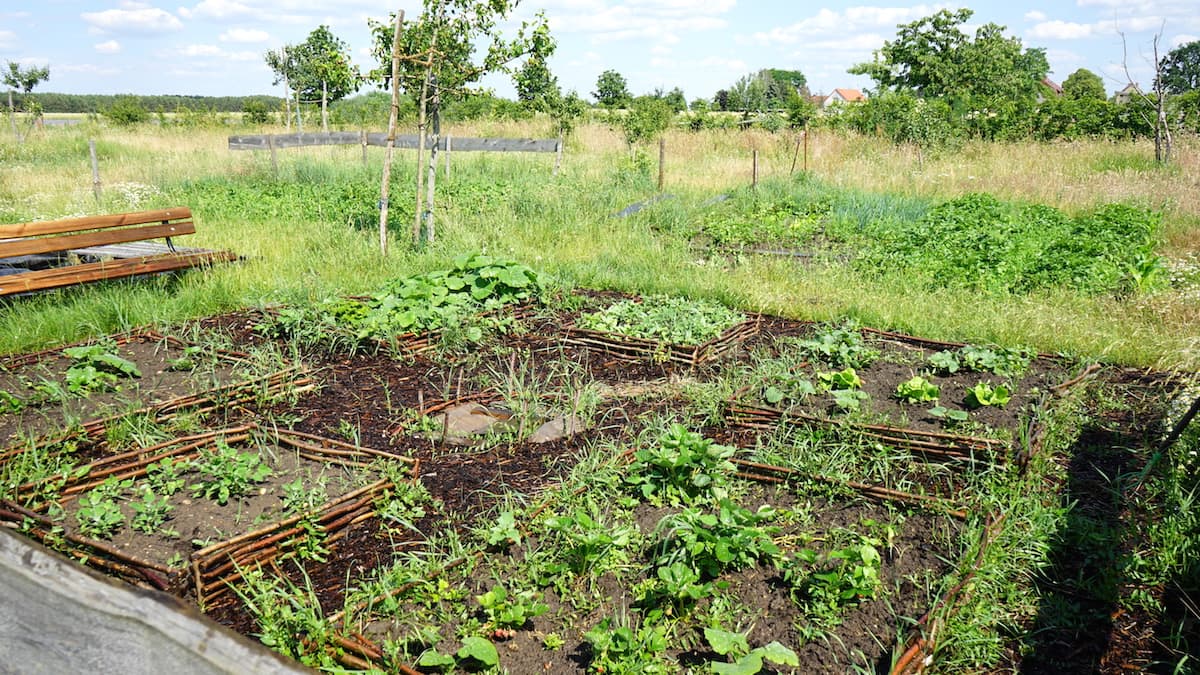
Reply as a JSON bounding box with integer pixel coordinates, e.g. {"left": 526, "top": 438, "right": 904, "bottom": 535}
{"left": 0, "top": 424, "right": 414, "bottom": 604}
{"left": 564, "top": 318, "right": 760, "bottom": 367}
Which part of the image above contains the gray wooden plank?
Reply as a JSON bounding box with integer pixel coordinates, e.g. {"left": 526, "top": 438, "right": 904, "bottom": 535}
{"left": 0, "top": 530, "right": 307, "bottom": 674}
{"left": 230, "top": 133, "right": 559, "bottom": 153}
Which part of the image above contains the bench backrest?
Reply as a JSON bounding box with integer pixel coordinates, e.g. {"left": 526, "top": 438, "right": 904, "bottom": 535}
{"left": 0, "top": 207, "right": 195, "bottom": 259}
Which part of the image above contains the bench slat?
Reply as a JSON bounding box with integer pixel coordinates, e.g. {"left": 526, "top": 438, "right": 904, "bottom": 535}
{"left": 0, "top": 251, "right": 239, "bottom": 296}
{"left": 0, "top": 208, "right": 193, "bottom": 239}
{"left": 0, "top": 221, "right": 196, "bottom": 259}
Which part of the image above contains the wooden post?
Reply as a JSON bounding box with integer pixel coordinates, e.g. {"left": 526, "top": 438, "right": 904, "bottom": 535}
{"left": 789, "top": 134, "right": 801, "bottom": 175}
{"left": 89, "top": 139, "right": 101, "bottom": 203}
{"left": 422, "top": 80, "right": 440, "bottom": 244}
{"left": 267, "top": 133, "right": 278, "bottom": 174}
{"left": 378, "top": 10, "right": 405, "bottom": 257}
{"left": 553, "top": 134, "right": 563, "bottom": 176}
{"left": 657, "top": 137, "right": 665, "bottom": 191}
{"left": 803, "top": 124, "right": 809, "bottom": 173}
{"left": 444, "top": 134, "right": 451, "bottom": 180}
{"left": 752, "top": 149, "right": 758, "bottom": 189}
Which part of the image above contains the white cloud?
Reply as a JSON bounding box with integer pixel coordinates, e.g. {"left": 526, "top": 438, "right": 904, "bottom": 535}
{"left": 1028, "top": 20, "right": 1096, "bottom": 40}
{"left": 1173, "top": 33, "right": 1199, "bottom": 47}
{"left": 218, "top": 28, "right": 269, "bottom": 43}
{"left": 750, "top": 5, "right": 945, "bottom": 46}
{"left": 0, "top": 30, "right": 15, "bottom": 50}
{"left": 58, "top": 63, "right": 122, "bottom": 76}
{"left": 178, "top": 0, "right": 254, "bottom": 20}
{"left": 83, "top": 5, "right": 183, "bottom": 34}
{"left": 546, "top": 0, "right": 732, "bottom": 45}
{"left": 1024, "top": 10, "right": 1047, "bottom": 21}
{"left": 95, "top": 40, "right": 122, "bottom": 54}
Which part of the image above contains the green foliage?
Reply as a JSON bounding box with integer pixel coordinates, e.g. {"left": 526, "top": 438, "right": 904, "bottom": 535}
{"left": 3, "top": 61, "right": 50, "bottom": 98}
{"left": 583, "top": 619, "right": 668, "bottom": 674}
{"left": 129, "top": 486, "right": 174, "bottom": 534}
{"left": 280, "top": 477, "right": 327, "bottom": 515}
{"left": 857, "top": 193, "right": 1162, "bottom": 296}
{"left": 75, "top": 476, "right": 131, "bottom": 539}
{"left": 0, "top": 389, "right": 24, "bottom": 413}
{"left": 189, "top": 441, "right": 272, "bottom": 505}
{"left": 456, "top": 636, "right": 499, "bottom": 668}
{"left": 697, "top": 193, "right": 829, "bottom": 248}
{"left": 928, "top": 405, "right": 969, "bottom": 423}
{"left": 817, "top": 367, "right": 862, "bottom": 390}
{"left": 786, "top": 538, "right": 883, "bottom": 621}
{"left": 61, "top": 344, "right": 141, "bottom": 395}
{"left": 829, "top": 388, "right": 869, "bottom": 412}
{"left": 1158, "top": 40, "right": 1200, "bottom": 95}
{"left": 653, "top": 500, "right": 780, "bottom": 579}
{"left": 929, "top": 344, "right": 1031, "bottom": 377}
{"left": 242, "top": 99, "right": 271, "bottom": 125}
{"left": 103, "top": 95, "right": 149, "bottom": 126}
{"left": 514, "top": 55, "right": 558, "bottom": 112}
{"left": 266, "top": 25, "right": 360, "bottom": 111}
{"left": 896, "top": 376, "right": 940, "bottom": 403}
{"left": 626, "top": 425, "right": 737, "bottom": 505}
{"left": 484, "top": 509, "right": 522, "bottom": 548}
{"left": 475, "top": 583, "right": 548, "bottom": 629}
{"left": 704, "top": 627, "right": 799, "bottom": 674}
{"left": 544, "top": 501, "right": 634, "bottom": 576}
{"left": 1062, "top": 69, "right": 1106, "bottom": 101}
{"left": 593, "top": 69, "right": 631, "bottom": 109}
{"left": 145, "top": 458, "right": 186, "bottom": 496}
{"left": 578, "top": 295, "right": 744, "bottom": 346}
{"left": 965, "top": 382, "right": 1012, "bottom": 408}
{"left": 792, "top": 323, "right": 878, "bottom": 369}
{"left": 620, "top": 96, "right": 673, "bottom": 146}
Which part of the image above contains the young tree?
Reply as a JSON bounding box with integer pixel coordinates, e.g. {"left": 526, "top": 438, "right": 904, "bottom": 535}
{"left": 295, "top": 26, "right": 359, "bottom": 131}
{"left": 1158, "top": 40, "right": 1200, "bottom": 95}
{"left": 368, "top": 1, "right": 554, "bottom": 245}
{"left": 4, "top": 61, "right": 50, "bottom": 138}
{"left": 661, "top": 86, "right": 687, "bottom": 113}
{"left": 514, "top": 54, "right": 558, "bottom": 112}
{"left": 1062, "top": 68, "right": 1106, "bottom": 101}
{"left": 592, "top": 70, "right": 631, "bottom": 108}
{"left": 264, "top": 47, "right": 300, "bottom": 130}
{"left": 620, "top": 95, "right": 672, "bottom": 148}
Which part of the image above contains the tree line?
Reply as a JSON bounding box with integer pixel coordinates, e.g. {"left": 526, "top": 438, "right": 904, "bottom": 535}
{"left": 19, "top": 93, "right": 283, "bottom": 114}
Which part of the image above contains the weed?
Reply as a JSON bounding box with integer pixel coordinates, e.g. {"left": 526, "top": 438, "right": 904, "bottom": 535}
{"left": 626, "top": 424, "right": 737, "bottom": 505}
{"left": 703, "top": 626, "right": 799, "bottom": 674}
{"left": 75, "top": 476, "right": 132, "bottom": 539}
{"left": 578, "top": 295, "right": 745, "bottom": 345}
{"left": 189, "top": 440, "right": 272, "bottom": 505}
{"left": 475, "top": 583, "right": 549, "bottom": 630}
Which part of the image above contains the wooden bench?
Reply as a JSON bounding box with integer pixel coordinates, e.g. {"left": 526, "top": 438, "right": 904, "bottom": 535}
{"left": 0, "top": 207, "right": 239, "bottom": 296}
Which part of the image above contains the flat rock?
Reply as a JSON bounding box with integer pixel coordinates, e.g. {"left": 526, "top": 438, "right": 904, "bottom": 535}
{"left": 528, "top": 415, "right": 584, "bottom": 443}
{"left": 432, "top": 403, "right": 518, "bottom": 444}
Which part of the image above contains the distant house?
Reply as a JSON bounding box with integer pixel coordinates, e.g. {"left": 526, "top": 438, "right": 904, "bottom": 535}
{"left": 1113, "top": 82, "right": 1142, "bottom": 104}
{"left": 821, "top": 88, "right": 865, "bottom": 108}
{"left": 1041, "top": 78, "right": 1063, "bottom": 96}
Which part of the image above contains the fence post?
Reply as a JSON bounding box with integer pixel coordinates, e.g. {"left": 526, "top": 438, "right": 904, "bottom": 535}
{"left": 657, "top": 137, "right": 665, "bottom": 191}
{"left": 752, "top": 149, "right": 758, "bottom": 189}
{"left": 89, "top": 140, "right": 102, "bottom": 204}
{"left": 361, "top": 129, "right": 368, "bottom": 166}
{"left": 553, "top": 135, "right": 563, "bottom": 177}
{"left": 267, "top": 133, "right": 278, "bottom": 174}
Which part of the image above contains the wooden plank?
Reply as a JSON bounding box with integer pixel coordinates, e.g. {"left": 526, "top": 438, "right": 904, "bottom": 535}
{"left": 70, "top": 241, "right": 189, "bottom": 258}
{"left": 229, "top": 133, "right": 559, "bottom": 153}
{"left": 0, "top": 208, "right": 192, "bottom": 239}
{"left": 0, "top": 251, "right": 237, "bottom": 296}
{"left": 0, "top": 529, "right": 308, "bottom": 674}
{"left": 0, "top": 221, "right": 196, "bottom": 258}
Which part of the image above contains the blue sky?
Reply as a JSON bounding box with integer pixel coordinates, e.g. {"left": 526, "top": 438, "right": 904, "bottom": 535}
{"left": 1, "top": 1, "right": 1197, "bottom": 102}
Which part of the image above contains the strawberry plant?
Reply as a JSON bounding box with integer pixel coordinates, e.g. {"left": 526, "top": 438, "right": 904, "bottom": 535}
{"left": 189, "top": 440, "right": 272, "bottom": 505}
{"left": 577, "top": 295, "right": 745, "bottom": 345}
{"left": 786, "top": 537, "right": 883, "bottom": 624}
{"left": 653, "top": 500, "right": 780, "bottom": 579}
{"left": 475, "top": 583, "right": 549, "bottom": 629}
{"left": 965, "top": 382, "right": 1012, "bottom": 408}
{"left": 895, "top": 375, "right": 940, "bottom": 403}
{"left": 129, "top": 486, "right": 174, "bottom": 534}
{"left": 929, "top": 345, "right": 1030, "bottom": 377}
{"left": 583, "top": 619, "right": 668, "bottom": 674}
{"left": 626, "top": 424, "right": 737, "bottom": 505}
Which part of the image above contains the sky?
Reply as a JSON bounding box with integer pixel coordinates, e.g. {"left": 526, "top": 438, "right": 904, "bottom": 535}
{"left": 1, "top": 1, "right": 1197, "bottom": 103}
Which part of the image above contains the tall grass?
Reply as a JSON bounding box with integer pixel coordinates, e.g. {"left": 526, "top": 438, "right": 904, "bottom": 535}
{"left": 0, "top": 121, "right": 1197, "bottom": 369}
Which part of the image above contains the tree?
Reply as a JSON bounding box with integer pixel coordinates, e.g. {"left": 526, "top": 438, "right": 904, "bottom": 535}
{"left": 368, "top": 1, "right": 554, "bottom": 245}
{"left": 850, "top": 9, "right": 1047, "bottom": 104}
{"left": 1062, "top": 68, "right": 1106, "bottom": 101}
{"left": 661, "top": 86, "right": 687, "bottom": 113}
{"left": 593, "top": 70, "right": 631, "bottom": 108}
{"left": 4, "top": 61, "right": 50, "bottom": 138}
{"left": 620, "top": 95, "right": 672, "bottom": 146}
{"left": 295, "top": 26, "right": 359, "bottom": 131}
{"left": 1158, "top": 40, "right": 1200, "bottom": 95}
{"left": 514, "top": 55, "right": 558, "bottom": 112}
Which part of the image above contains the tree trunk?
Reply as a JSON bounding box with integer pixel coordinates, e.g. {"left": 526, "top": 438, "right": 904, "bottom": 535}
{"left": 283, "top": 75, "right": 291, "bottom": 132}
{"left": 295, "top": 89, "right": 303, "bottom": 133}
{"left": 7, "top": 90, "right": 15, "bottom": 139}
{"left": 378, "top": 10, "right": 405, "bottom": 257}
{"left": 423, "top": 83, "right": 440, "bottom": 244}
{"left": 321, "top": 80, "right": 328, "bottom": 132}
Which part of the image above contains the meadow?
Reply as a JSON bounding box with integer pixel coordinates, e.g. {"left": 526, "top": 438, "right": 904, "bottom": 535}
{"left": 1, "top": 118, "right": 1197, "bottom": 673}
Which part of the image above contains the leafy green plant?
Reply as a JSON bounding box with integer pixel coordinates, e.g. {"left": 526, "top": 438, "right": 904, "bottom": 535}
{"left": 145, "top": 457, "right": 186, "bottom": 496}
{"left": 281, "top": 476, "right": 327, "bottom": 515}
{"left": 189, "top": 441, "right": 272, "bottom": 505}
{"left": 703, "top": 627, "right": 799, "bottom": 674}
{"left": 0, "top": 389, "right": 25, "bottom": 413}
{"left": 965, "top": 382, "right": 1012, "bottom": 408}
{"left": 817, "top": 367, "right": 862, "bottom": 390}
{"left": 456, "top": 636, "right": 500, "bottom": 669}
{"left": 475, "top": 583, "right": 549, "bottom": 629}
{"left": 129, "top": 486, "right": 174, "bottom": 534}
{"left": 483, "top": 509, "right": 522, "bottom": 548}
{"left": 577, "top": 295, "right": 745, "bottom": 345}
{"left": 626, "top": 424, "right": 737, "bottom": 505}
{"left": 895, "top": 375, "right": 940, "bottom": 403}
{"left": 654, "top": 499, "right": 780, "bottom": 579}
{"left": 930, "top": 345, "right": 1030, "bottom": 377}
{"left": 793, "top": 323, "right": 879, "bottom": 369}
{"left": 929, "top": 406, "right": 969, "bottom": 423}
{"left": 762, "top": 379, "right": 816, "bottom": 407}
{"left": 634, "top": 560, "right": 714, "bottom": 621}
{"left": 544, "top": 502, "right": 634, "bottom": 576}
{"left": 166, "top": 345, "right": 205, "bottom": 371}
{"left": 786, "top": 537, "right": 883, "bottom": 623}
{"left": 928, "top": 350, "right": 960, "bottom": 373}
{"left": 62, "top": 344, "right": 141, "bottom": 394}
{"left": 583, "top": 619, "right": 668, "bottom": 674}
{"left": 830, "top": 389, "right": 869, "bottom": 412}
{"left": 75, "top": 476, "right": 131, "bottom": 539}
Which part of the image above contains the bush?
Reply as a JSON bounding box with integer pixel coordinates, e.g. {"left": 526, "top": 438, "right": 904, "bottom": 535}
{"left": 620, "top": 96, "right": 673, "bottom": 145}
{"left": 242, "top": 99, "right": 271, "bottom": 125}
{"left": 103, "top": 95, "right": 149, "bottom": 126}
